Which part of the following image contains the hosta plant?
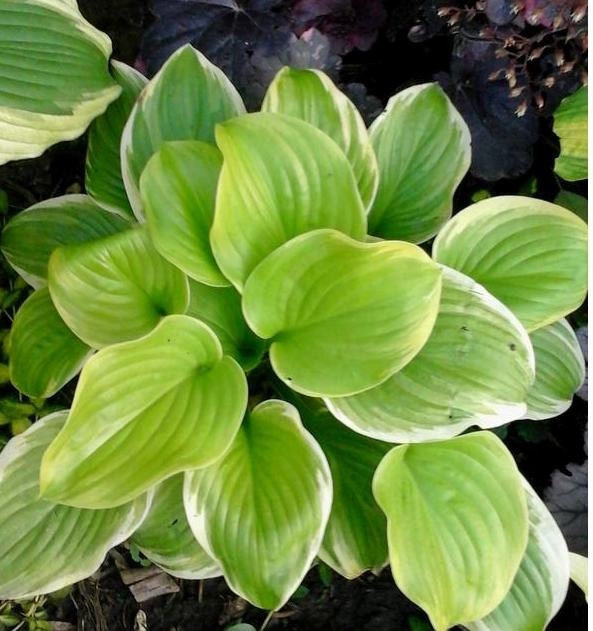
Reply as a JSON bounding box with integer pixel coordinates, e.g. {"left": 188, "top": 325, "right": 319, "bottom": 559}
{"left": 0, "top": 2, "right": 588, "bottom": 630}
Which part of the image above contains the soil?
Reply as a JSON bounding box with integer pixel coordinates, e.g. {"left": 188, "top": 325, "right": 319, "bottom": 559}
{"left": 0, "top": 1, "right": 587, "bottom": 630}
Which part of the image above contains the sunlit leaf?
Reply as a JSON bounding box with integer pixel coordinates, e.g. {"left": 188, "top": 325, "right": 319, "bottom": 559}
{"left": 210, "top": 113, "right": 367, "bottom": 290}
{"left": 48, "top": 226, "right": 189, "bottom": 348}
{"left": 184, "top": 399, "right": 332, "bottom": 610}
{"left": 368, "top": 83, "right": 471, "bottom": 243}
{"left": 554, "top": 86, "right": 587, "bottom": 182}
{"left": 40, "top": 315, "right": 248, "bottom": 508}
{"left": 466, "top": 480, "right": 570, "bottom": 631}
{"left": 131, "top": 474, "right": 220, "bottom": 579}
{"left": 373, "top": 431, "right": 528, "bottom": 631}
{"left": 9, "top": 288, "right": 92, "bottom": 399}
{"left": 86, "top": 61, "right": 147, "bottom": 217}
{"left": 433, "top": 196, "right": 588, "bottom": 332}
{"left": 524, "top": 319, "right": 585, "bottom": 420}
{"left": 326, "top": 267, "right": 535, "bottom": 442}
{"left": 0, "top": 0, "right": 121, "bottom": 165}
{"left": 243, "top": 229, "right": 442, "bottom": 397}
{"left": 140, "top": 140, "right": 228, "bottom": 286}
{"left": 187, "top": 280, "right": 266, "bottom": 372}
{"left": 569, "top": 553, "right": 588, "bottom": 601}
{"left": 0, "top": 412, "right": 149, "bottom": 599}
{"left": 303, "top": 407, "right": 389, "bottom": 578}
{"left": 1, "top": 194, "right": 129, "bottom": 288}
{"left": 261, "top": 67, "right": 378, "bottom": 209}
{"left": 122, "top": 44, "right": 245, "bottom": 219}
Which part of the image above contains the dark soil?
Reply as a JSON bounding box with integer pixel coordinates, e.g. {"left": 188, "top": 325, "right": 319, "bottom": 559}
{"left": 0, "top": 1, "right": 587, "bottom": 630}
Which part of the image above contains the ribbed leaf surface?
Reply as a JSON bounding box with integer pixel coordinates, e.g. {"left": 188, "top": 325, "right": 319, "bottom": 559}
{"left": 40, "top": 315, "right": 248, "bottom": 508}
{"left": 554, "top": 86, "right": 587, "bottom": 182}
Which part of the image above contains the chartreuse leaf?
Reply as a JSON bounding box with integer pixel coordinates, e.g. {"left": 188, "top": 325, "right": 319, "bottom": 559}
{"left": 184, "top": 400, "right": 332, "bottom": 610}
{"left": 48, "top": 226, "right": 189, "bottom": 348}
{"left": 9, "top": 288, "right": 92, "bottom": 398}
{"left": 261, "top": 67, "right": 378, "bottom": 210}
{"left": 569, "top": 553, "right": 588, "bottom": 601}
{"left": 243, "top": 229, "right": 442, "bottom": 397}
{"left": 373, "top": 431, "right": 528, "bottom": 631}
{"left": 0, "top": 0, "right": 121, "bottom": 165}
{"left": 40, "top": 315, "right": 248, "bottom": 508}
{"left": 187, "top": 280, "right": 266, "bottom": 371}
{"left": 140, "top": 140, "right": 228, "bottom": 286}
{"left": 1, "top": 194, "right": 129, "bottom": 288}
{"left": 131, "top": 474, "right": 220, "bottom": 580}
{"left": 0, "top": 411, "right": 149, "bottom": 599}
{"left": 466, "top": 480, "right": 569, "bottom": 631}
{"left": 86, "top": 61, "right": 147, "bottom": 217}
{"left": 368, "top": 83, "right": 471, "bottom": 244}
{"left": 303, "top": 408, "right": 389, "bottom": 578}
{"left": 524, "top": 319, "right": 585, "bottom": 420}
{"left": 210, "top": 113, "right": 367, "bottom": 291}
{"left": 326, "top": 267, "right": 535, "bottom": 442}
{"left": 121, "top": 44, "right": 245, "bottom": 219}
{"left": 433, "top": 196, "right": 588, "bottom": 332}
{"left": 554, "top": 86, "right": 587, "bottom": 182}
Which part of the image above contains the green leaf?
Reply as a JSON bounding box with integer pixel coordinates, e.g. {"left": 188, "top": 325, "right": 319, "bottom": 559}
{"left": 554, "top": 86, "right": 587, "bottom": 182}
{"left": 1, "top": 194, "right": 129, "bottom": 288}
{"left": 432, "top": 196, "right": 588, "bottom": 332}
{"left": 85, "top": 61, "right": 147, "bottom": 217}
{"left": 0, "top": 0, "right": 121, "bottom": 165}
{"left": 373, "top": 431, "right": 529, "bottom": 631}
{"left": 326, "top": 267, "right": 535, "bottom": 442}
{"left": 9, "top": 288, "right": 92, "bottom": 399}
{"left": 261, "top": 67, "right": 378, "bottom": 210}
{"left": 569, "top": 553, "right": 588, "bottom": 601}
{"left": 243, "top": 229, "right": 442, "bottom": 397}
{"left": 187, "top": 280, "right": 266, "bottom": 372}
{"left": 524, "top": 319, "right": 585, "bottom": 420}
{"left": 140, "top": 140, "right": 228, "bottom": 286}
{"left": 184, "top": 399, "right": 332, "bottom": 610}
{"left": 48, "top": 226, "right": 189, "bottom": 348}
{"left": 554, "top": 190, "right": 588, "bottom": 223}
{"left": 0, "top": 411, "right": 149, "bottom": 599}
{"left": 39, "top": 315, "right": 248, "bottom": 508}
{"left": 466, "top": 480, "right": 569, "bottom": 631}
{"left": 303, "top": 408, "right": 389, "bottom": 578}
{"left": 122, "top": 44, "right": 245, "bottom": 219}
{"left": 368, "top": 83, "right": 471, "bottom": 244}
{"left": 131, "top": 474, "right": 220, "bottom": 579}
{"left": 210, "top": 113, "right": 367, "bottom": 290}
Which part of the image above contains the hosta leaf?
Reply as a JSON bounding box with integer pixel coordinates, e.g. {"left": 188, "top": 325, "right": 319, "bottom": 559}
{"left": 373, "top": 431, "right": 528, "bottom": 631}
{"left": 1, "top": 194, "right": 129, "bottom": 288}
{"left": 432, "top": 196, "right": 588, "bottom": 332}
{"left": 9, "top": 288, "right": 92, "bottom": 399}
{"left": 86, "top": 61, "right": 147, "bottom": 217}
{"left": 40, "top": 315, "right": 248, "bottom": 508}
{"left": 368, "top": 83, "right": 471, "bottom": 244}
{"left": 121, "top": 44, "right": 245, "bottom": 219}
{"left": 569, "top": 553, "right": 587, "bottom": 600}
{"left": 554, "top": 86, "right": 587, "bottom": 182}
{"left": 0, "top": 0, "right": 121, "bottom": 165}
{"left": 0, "top": 411, "right": 149, "bottom": 599}
{"left": 303, "top": 408, "right": 389, "bottom": 578}
{"left": 243, "top": 229, "right": 442, "bottom": 397}
{"left": 184, "top": 399, "right": 332, "bottom": 610}
{"left": 466, "top": 480, "right": 569, "bottom": 631}
{"left": 210, "top": 113, "right": 367, "bottom": 290}
{"left": 48, "top": 226, "right": 189, "bottom": 348}
{"left": 326, "top": 267, "right": 535, "bottom": 442}
{"left": 187, "top": 280, "right": 266, "bottom": 372}
{"left": 140, "top": 140, "right": 227, "bottom": 286}
{"left": 261, "top": 67, "right": 378, "bottom": 209}
{"left": 524, "top": 319, "right": 585, "bottom": 420}
{"left": 131, "top": 474, "right": 220, "bottom": 580}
